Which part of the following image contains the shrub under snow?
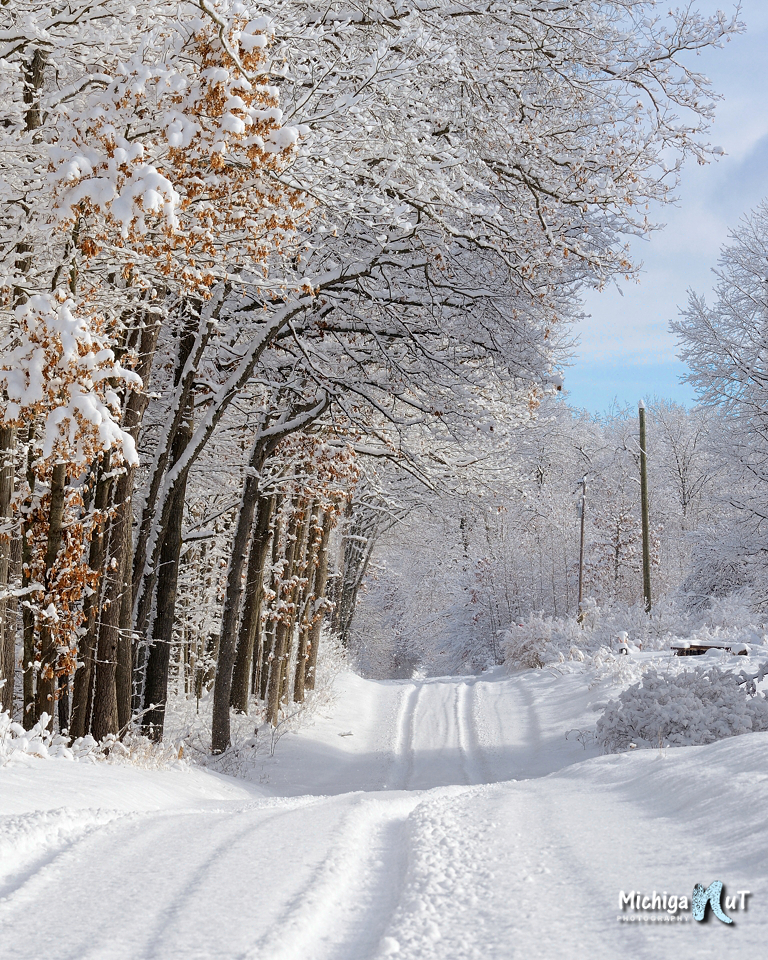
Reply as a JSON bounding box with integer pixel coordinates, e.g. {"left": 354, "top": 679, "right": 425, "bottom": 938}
{"left": 0, "top": 712, "right": 185, "bottom": 769}
{"left": 596, "top": 665, "right": 768, "bottom": 753}
{"left": 501, "top": 596, "right": 768, "bottom": 672}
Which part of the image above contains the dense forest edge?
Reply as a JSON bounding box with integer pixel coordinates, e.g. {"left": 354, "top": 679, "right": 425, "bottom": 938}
{"left": 4, "top": 0, "right": 767, "bottom": 763}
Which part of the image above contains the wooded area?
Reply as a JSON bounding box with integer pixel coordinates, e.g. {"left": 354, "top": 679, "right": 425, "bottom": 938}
{"left": 0, "top": 0, "right": 745, "bottom": 751}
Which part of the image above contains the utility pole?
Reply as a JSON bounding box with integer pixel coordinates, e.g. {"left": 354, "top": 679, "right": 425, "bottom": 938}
{"left": 638, "top": 401, "right": 652, "bottom": 613}
{"left": 577, "top": 476, "right": 586, "bottom": 616}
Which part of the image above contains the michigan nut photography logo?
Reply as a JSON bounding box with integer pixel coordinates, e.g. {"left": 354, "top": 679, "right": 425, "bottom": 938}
{"left": 618, "top": 882, "right": 751, "bottom": 925}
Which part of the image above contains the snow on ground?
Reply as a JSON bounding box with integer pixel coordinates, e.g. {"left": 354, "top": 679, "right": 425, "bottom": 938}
{"left": 1, "top": 656, "right": 765, "bottom": 959}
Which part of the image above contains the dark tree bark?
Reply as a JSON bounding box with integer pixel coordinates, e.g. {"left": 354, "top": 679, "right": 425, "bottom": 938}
{"left": 258, "top": 509, "right": 284, "bottom": 702}
{"left": 69, "top": 458, "right": 113, "bottom": 738}
{"left": 211, "top": 398, "right": 328, "bottom": 750}
{"left": 115, "top": 309, "right": 161, "bottom": 730}
{"left": 305, "top": 522, "right": 333, "bottom": 692}
{"left": 13, "top": 47, "right": 46, "bottom": 300}
{"left": 88, "top": 469, "right": 136, "bottom": 740}
{"left": 293, "top": 504, "right": 322, "bottom": 704}
{"left": 91, "top": 490, "right": 127, "bottom": 741}
{"left": 21, "top": 533, "right": 35, "bottom": 729}
{"left": 129, "top": 305, "right": 195, "bottom": 740}
{"left": 131, "top": 296, "right": 223, "bottom": 642}
{"left": 115, "top": 505, "right": 134, "bottom": 733}
{"left": 12, "top": 51, "right": 49, "bottom": 722}
{"left": 335, "top": 506, "right": 379, "bottom": 646}
{"left": 4, "top": 536, "right": 22, "bottom": 718}
{"left": 57, "top": 674, "right": 70, "bottom": 733}
{"left": 71, "top": 306, "right": 160, "bottom": 738}
{"left": 20, "top": 434, "right": 37, "bottom": 729}
{"left": 266, "top": 504, "right": 310, "bottom": 726}
{"left": 211, "top": 438, "right": 278, "bottom": 754}
{"left": 0, "top": 425, "right": 16, "bottom": 714}
{"left": 230, "top": 493, "right": 275, "bottom": 714}
{"left": 36, "top": 462, "right": 67, "bottom": 728}
{"left": 141, "top": 396, "right": 193, "bottom": 740}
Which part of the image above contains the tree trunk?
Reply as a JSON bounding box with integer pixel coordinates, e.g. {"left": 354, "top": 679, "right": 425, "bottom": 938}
{"left": 91, "top": 479, "right": 131, "bottom": 741}
{"left": 19, "top": 432, "right": 36, "bottom": 728}
{"left": 283, "top": 508, "right": 312, "bottom": 701}
{"left": 141, "top": 404, "right": 192, "bottom": 740}
{"left": 266, "top": 504, "right": 310, "bottom": 726}
{"left": 113, "top": 307, "right": 161, "bottom": 729}
{"left": 12, "top": 47, "right": 46, "bottom": 301}
{"left": 57, "top": 674, "right": 70, "bottom": 733}
{"left": 69, "top": 459, "right": 113, "bottom": 738}
{"left": 305, "top": 522, "right": 333, "bottom": 692}
{"left": 131, "top": 299, "right": 221, "bottom": 641}
{"left": 9, "top": 49, "right": 46, "bottom": 719}
{"left": 336, "top": 508, "right": 378, "bottom": 646}
{"left": 116, "top": 499, "right": 134, "bottom": 733}
{"left": 639, "top": 403, "right": 653, "bottom": 613}
{"left": 212, "top": 437, "right": 278, "bottom": 753}
{"left": 36, "top": 462, "right": 67, "bottom": 728}
{"left": 132, "top": 308, "right": 194, "bottom": 741}
{"left": 21, "top": 528, "right": 35, "bottom": 729}
{"left": 211, "top": 436, "right": 286, "bottom": 754}
{"left": 293, "top": 505, "right": 322, "bottom": 704}
{"left": 4, "top": 536, "right": 21, "bottom": 719}
{"left": 230, "top": 493, "right": 275, "bottom": 714}
{"left": 71, "top": 301, "right": 157, "bottom": 739}
{"left": 258, "top": 509, "right": 284, "bottom": 702}
{"left": 0, "top": 426, "right": 16, "bottom": 714}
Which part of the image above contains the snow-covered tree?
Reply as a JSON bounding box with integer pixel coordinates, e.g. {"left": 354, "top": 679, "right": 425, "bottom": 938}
{"left": 674, "top": 200, "right": 768, "bottom": 606}
{"left": 0, "top": 294, "right": 138, "bottom": 725}
{"left": 349, "top": 399, "right": 723, "bottom": 675}
{"left": 0, "top": 0, "right": 746, "bottom": 746}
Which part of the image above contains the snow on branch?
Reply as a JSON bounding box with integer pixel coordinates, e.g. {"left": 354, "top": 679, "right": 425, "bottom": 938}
{"left": 0, "top": 294, "right": 140, "bottom": 469}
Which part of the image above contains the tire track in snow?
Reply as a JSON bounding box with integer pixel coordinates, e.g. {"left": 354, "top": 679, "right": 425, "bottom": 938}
{"left": 245, "top": 794, "right": 420, "bottom": 960}
{"left": 452, "top": 683, "right": 471, "bottom": 786}
{"left": 457, "top": 679, "right": 487, "bottom": 786}
{"left": 403, "top": 682, "right": 423, "bottom": 790}
{"left": 134, "top": 804, "right": 315, "bottom": 960}
{"left": 385, "top": 682, "right": 421, "bottom": 791}
{"left": 0, "top": 807, "right": 128, "bottom": 902}
{"left": 408, "top": 679, "right": 468, "bottom": 791}
{"left": 519, "top": 673, "right": 544, "bottom": 757}
{"left": 478, "top": 675, "right": 507, "bottom": 766}
{"left": 0, "top": 800, "right": 319, "bottom": 960}
{"left": 473, "top": 674, "right": 524, "bottom": 783}
{"left": 394, "top": 679, "right": 485, "bottom": 791}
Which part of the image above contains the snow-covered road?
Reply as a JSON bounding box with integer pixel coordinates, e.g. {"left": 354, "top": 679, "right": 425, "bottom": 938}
{"left": 2, "top": 668, "right": 766, "bottom": 959}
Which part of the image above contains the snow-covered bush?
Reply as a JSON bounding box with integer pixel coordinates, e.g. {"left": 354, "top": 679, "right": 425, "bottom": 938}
{"left": 501, "top": 613, "right": 584, "bottom": 670}
{"left": 596, "top": 665, "right": 768, "bottom": 753}
{"left": 0, "top": 711, "right": 185, "bottom": 768}
{"left": 500, "top": 599, "right": 655, "bottom": 670}
{"left": 0, "top": 713, "right": 76, "bottom": 763}
{"left": 706, "top": 592, "right": 762, "bottom": 633}
{"left": 501, "top": 596, "right": 768, "bottom": 672}
{"left": 586, "top": 647, "right": 650, "bottom": 688}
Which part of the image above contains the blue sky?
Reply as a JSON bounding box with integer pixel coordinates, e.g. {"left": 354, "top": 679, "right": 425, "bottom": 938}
{"left": 565, "top": 1, "right": 768, "bottom": 415}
